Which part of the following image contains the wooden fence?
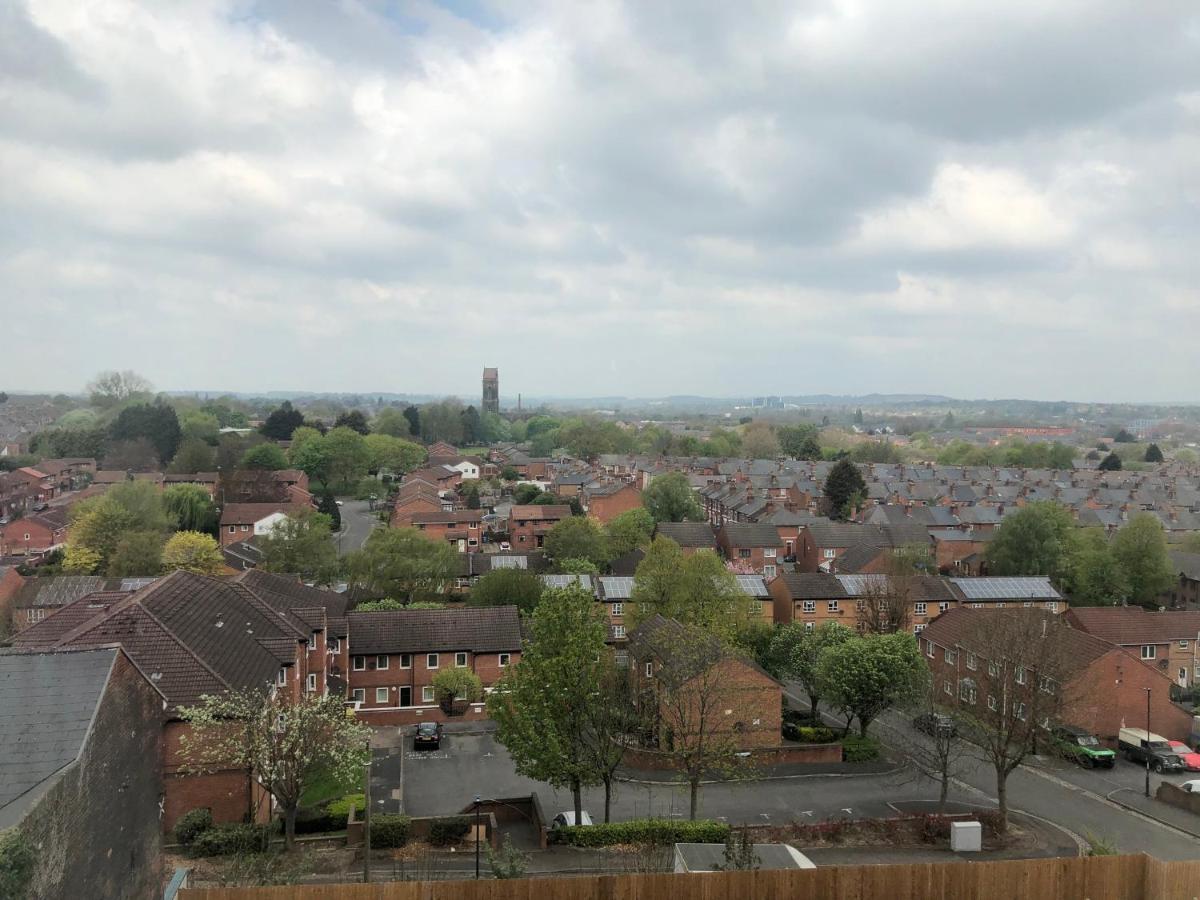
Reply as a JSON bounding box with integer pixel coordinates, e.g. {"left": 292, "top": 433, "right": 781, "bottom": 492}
{"left": 179, "top": 854, "right": 1200, "bottom": 900}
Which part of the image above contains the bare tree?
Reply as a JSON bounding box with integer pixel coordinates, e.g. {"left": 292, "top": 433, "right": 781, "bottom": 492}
{"left": 898, "top": 685, "right": 968, "bottom": 810}
{"left": 859, "top": 576, "right": 913, "bottom": 635}
{"left": 87, "top": 369, "right": 154, "bottom": 407}
{"left": 580, "top": 658, "right": 644, "bottom": 823}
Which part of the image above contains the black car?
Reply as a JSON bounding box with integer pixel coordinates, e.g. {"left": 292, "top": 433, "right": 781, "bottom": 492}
{"left": 912, "top": 712, "right": 957, "bottom": 738}
{"left": 414, "top": 721, "right": 442, "bottom": 750}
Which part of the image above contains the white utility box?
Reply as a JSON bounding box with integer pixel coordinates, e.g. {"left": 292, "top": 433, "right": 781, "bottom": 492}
{"left": 950, "top": 820, "right": 982, "bottom": 852}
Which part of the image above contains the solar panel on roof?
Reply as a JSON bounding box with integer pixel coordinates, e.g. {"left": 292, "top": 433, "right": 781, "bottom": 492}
{"left": 833, "top": 574, "right": 888, "bottom": 596}
{"left": 490, "top": 556, "right": 527, "bottom": 570}
{"left": 600, "top": 577, "right": 635, "bottom": 599}
{"left": 950, "top": 577, "right": 1059, "bottom": 600}
{"left": 734, "top": 575, "right": 769, "bottom": 597}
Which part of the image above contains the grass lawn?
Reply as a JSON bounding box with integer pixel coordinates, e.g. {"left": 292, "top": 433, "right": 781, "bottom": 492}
{"left": 300, "top": 769, "right": 363, "bottom": 809}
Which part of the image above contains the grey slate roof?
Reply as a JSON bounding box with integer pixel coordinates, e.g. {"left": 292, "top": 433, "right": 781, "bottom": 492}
{"left": 13, "top": 576, "right": 107, "bottom": 609}
{"left": 0, "top": 647, "right": 118, "bottom": 827}
{"left": 774, "top": 572, "right": 849, "bottom": 600}
{"left": 347, "top": 606, "right": 522, "bottom": 656}
{"left": 719, "top": 522, "right": 783, "bottom": 548}
{"left": 654, "top": 522, "right": 718, "bottom": 549}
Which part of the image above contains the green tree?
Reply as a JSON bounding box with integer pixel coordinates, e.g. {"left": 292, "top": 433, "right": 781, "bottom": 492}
{"left": 334, "top": 410, "right": 370, "bottom": 435}
{"left": 419, "top": 399, "right": 466, "bottom": 444}
{"left": 985, "top": 501, "right": 1076, "bottom": 582}
{"left": 363, "top": 434, "right": 426, "bottom": 476}
{"left": 642, "top": 472, "right": 702, "bottom": 523}
{"left": 1144, "top": 443, "right": 1165, "bottom": 463}
{"left": 819, "top": 632, "right": 927, "bottom": 736}
{"left": 30, "top": 425, "right": 109, "bottom": 460}
{"left": 322, "top": 427, "right": 371, "bottom": 493}
{"left": 768, "top": 621, "right": 854, "bottom": 718}
{"left": 179, "top": 410, "right": 221, "bottom": 445}
{"left": 777, "top": 424, "right": 822, "bottom": 460}
{"left": 488, "top": 584, "right": 609, "bottom": 824}
{"left": 467, "top": 568, "right": 544, "bottom": 614}
{"left": 630, "top": 539, "right": 753, "bottom": 640}
{"left": 557, "top": 557, "right": 599, "bottom": 575}
{"left": 823, "top": 458, "right": 867, "bottom": 520}
{"left": 260, "top": 401, "right": 306, "bottom": 440}
{"left": 431, "top": 668, "right": 484, "bottom": 707}
{"left": 168, "top": 438, "right": 216, "bottom": 474}
{"left": 259, "top": 510, "right": 338, "bottom": 582}
{"left": 402, "top": 405, "right": 421, "bottom": 437}
{"left": 240, "top": 442, "right": 289, "bottom": 470}
{"left": 1098, "top": 452, "right": 1123, "bottom": 471}
{"left": 107, "top": 530, "right": 165, "bottom": 577}
{"left": 62, "top": 545, "right": 102, "bottom": 574}
{"left": 741, "top": 422, "right": 781, "bottom": 459}
{"left": 109, "top": 402, "right": 182, "bottom": 464}
{"left": 163, "top": 483, "right": 217, "bottom": 533}
{"left": 543, "top": 516, "right": 610, "bottom": 568}
{"left": 1064, "top": 529, "right": 1129, "bottom": 606}
{"left": 317, "top": 491, "right": 342, "bottom": 531}
{"left": 86, "top": 369, "right": 153, "bottom": 408}
{"left": 288, "top": 426, "right": 330, "bottom": 483}
{"left": 464, "top": 482, "right": 481, "bottom": 509}
{"left": 606, "top": 507, "right": 655, "bottom": 557}
{"left": 162, "top": 531, "right": 224, "bottom": 574}
{"left": 371, "top": 407, "right": 413, "bottom": 438}
{"left": 179, "top": 690, "right": 370, "bottom": 850}
{"left": 1112, "top": 428, "right": 1136, "bottom": 443}
{"left": 345, "top": 528, "right": 458, "bottom": 602}
{"left": 460, "top": 405, "right": 483, "bottom": 444}
{"left": 1112, "top": 514, "right": 1175, "bottom": 608}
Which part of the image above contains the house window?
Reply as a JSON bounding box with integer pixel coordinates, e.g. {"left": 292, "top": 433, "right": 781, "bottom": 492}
{"left": 1141, "top": 645, "right": 1156, "bottom": 660}
{"left": 1180, "top": 640, "right": 1190, "bottom": 650}
{"left": 959, "top": 679, "right": 976, "bottom": 704}
{"left": 352, "top": 656, "right": 366, "bottom": 672}
{"left": 306, "top": 673, "right": 317, "bottom": 692}
{"left": 939, "top": 602, "right": 950, "bottom": 613}
{"left": 611, "top": 602, "right": 624, "bottom": 617}
{"left": 499, "top": 653, "right": 511, "bottom": 667}
{"left": 987, "top": 695, "right": 998, "bottom": 711}
{"left": 914, "top": 602, "right": 927, "bottom": 616}
{"left": 823, "top": 549, "right": 836, "bottom": 559}
{"left": 739, "top": 549, "right": 751, "bottom": 559}
{"left": 1015, "top": 703, "right": 1027, "bottom": 721}
{"left": 427, "top": 653, "right": 439, "bottom": 669}
{"left": 377, "top": 655, "right": 389, "bottom": 670}
{"left": 763, "top": 565, "right": 776, "bottom": 578}
{"left": 645, "top": 662, "right": 654, "bottom": 677}
{"left": 375, "top": 687, "right": 389, "bottom": 704}
{"left": 23, "top": 532, "right": 30, "bottom": 541}
{"left": 400, "top": 654, "right": 412, "bottom": 669}
{"left": 352, "top": 688, "right": 365, "bottom": 704}
{"left": 329, "top": 637, "right": 340, "bottom": 653}
{"left": 1045, "top": 602, "right": 1058, "bottom": 612}
{"left": 1039, "top": 676, "right": 1054, "bottom": 694}
{"left": 914, "top": 624, "right": 926, "bottom": 634}
{"left": 276, "top": 668, "right": 287, "bottom": 686}
{"left": 856, "top": 599, "right": 865, "bottom": 612}
{"left": 827, "top": 600, "right": 839, "bottom": 613}
{"left": 804, "top": 622, "right": 814, "bottom": 633}
{"left": 228, "top": 525, "right": 236, "bottom": 534}
{"left": 764, "top": 548, "right": 777, "bottom": 558}
{"left": 944, "top": 648, "right": 956, "bottom": 664}
{"left": 613, "top": 625, "right": 626, "bottom": 639}
{"left": 988, "top": 661, "right": 1000, "bottom": 678}
{"left": 966, "top": 653, "right": 977, "bottom": 671}
{"left": 241, "top": 524, "right": 249, "bottom": 532}
{"left": 456, "top": 652, "right": 468, "bottom": 667}
{"left": 943, "top": 681, "right": 953, "bottom": 696}
{"left": 422, "top": 686, "right": 435, "bottom": 704}
{"left": 926, "top": 640, "right": 935, "bottom": 658}
{"left": 307, "top": 633, "right": 317, "bottom": 650}
{"left": 1023, "top": 602, "right": 1032, "bottom": 608}
{"left": 972, "top": 603, "right": 983, "bottom": 609}
{"left": 1179, "top": 668, "right": 1188, "bottom": 684}
{"left": 1016, "top": 667, "right": 1027, "bottom": 685}
{"left": 801, "top": 600, "right": 816, "bottom": 614}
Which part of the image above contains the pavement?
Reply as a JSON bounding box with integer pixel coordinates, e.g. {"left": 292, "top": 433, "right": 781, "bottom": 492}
{"left": 336, "top": 499, "right": 381, "bottom": 555}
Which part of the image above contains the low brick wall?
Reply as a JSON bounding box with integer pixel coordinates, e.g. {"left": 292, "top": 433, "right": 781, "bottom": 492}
{"left": 622, "top": 741, "right": 843, "bottom": 772}
{"left": 1156, "top": 782, "right": 1200, "bottom": 816}
{"left": 353, "top": 702, "right": 490, "bottom": 727}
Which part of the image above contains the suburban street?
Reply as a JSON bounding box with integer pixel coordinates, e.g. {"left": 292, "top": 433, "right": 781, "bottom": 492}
{"left": 336, "top": 499, "right": 380, "bottom": 555}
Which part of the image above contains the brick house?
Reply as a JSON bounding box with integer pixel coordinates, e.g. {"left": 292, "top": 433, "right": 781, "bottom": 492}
{"left": 1165, "top": 551, "right": 1200, "bottom": 610}
{"left": 770, "top": 572, "right": 958, "bottom": 635}
{"left": 509, "top": 504, "right": 572, "bottom": 549}
{"left": 921, "top": 608, "right": 1193, "bottom": 747}
{"left": 219, "top": 502, "right": 298, "bottom": 547}
{"left": 628, "top": 615, "right": 782, "bottom": 751}
{"left": 344, "top": 605, "right": 522, "bottom": 726}
{"left": 716, "top": 522, "right": 786, "bottom": 579}
{"left": 407, "top": 509, "right": 485, "bottom": 551}
{"left": 390, "top": 484, "right": 446, "bottom": 527}
{"left": 163, "top": 471, "right": 220, "bottom": 497}
{"left": 1066, "top": 606, "right": 1200, "bottom": 689}
{"left": 0, "top": 647, "right": 163, "bottom": 900}
{"left": 0, "top": 507, "right": 69, "bottom": 556}
{"left": 583, "top": 482, "right": 643, "bottom": 524}
{"left": 653, "top": 522, "right": 718, "bottom": 554}
{"left": 949, "top": 576, "right": 1063, "bottom": 613}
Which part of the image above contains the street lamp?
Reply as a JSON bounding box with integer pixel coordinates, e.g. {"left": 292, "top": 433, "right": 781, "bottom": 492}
{"left": 474, "top": 795, "right": 482, "bottom": 879}
{"left": 1143, "top": 687, "right": 1152, "bottom": 798}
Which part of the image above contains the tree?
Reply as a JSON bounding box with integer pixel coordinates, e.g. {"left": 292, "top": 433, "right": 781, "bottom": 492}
{"left": 630, "top": 539, "right": 753, "bottom": 640}
{"left": 464, "top": 482, "right": 481, "bottom": 509}
{"left": 288, "top": 426, "right": 330, "bottom": 484}
{"left": 900, "top": 685, "right": 967, "bottom": 810}
{"left": 823, "top": 458, "right": 867, "bottom": 520}
{"left": 468, "top": 569, "right": 544, "bottom": 615}
{"left": 30, "top": 425, "right": 108, "bottom": 460}
{"left": 606, "top": 507, "right": 655, "bottom": 557}
{"left": 102, "top": 437, "right": 161, "bottom": 471}
{"left": 777, "top": 424, "right": 822, "bottom": 460}
{"left": 168, "top": 438, "right": 216, "bottom": 474}
{"left": 69, "top": 482, "right": 169, "bottom": 569}
{"left": 858, "top": 576, "right": 914, "bottom": 635}
{"left": 86, "top": 370, "right": 153, "bottom": 408}
{"left": 460, "top": 405, "right": 483, "bottom": 445}
{"left": 543, "top": 516, "right": 610, "bottom": 568}
{"left": 984, "top": 501, "right": 1075, "bottom": 582}
{"left": 260, "top": 401, "right": 306, "bottom": 441}
{"left": 557, "top": 557, "right": 599, "bottom": 575}
{"left": 1112, "top": 428, "right": 1136, "bottom": 443}
{"left": 768, "top": 621, "right": 854, "bottom": 718}
{"left": 179, "top": 410, "right": 221, "bottom": 445}
{"left": 240, "top": 443, "right": 288, "bottom": 470}
{"left": 179, "top": 690, "right": 370, "bottom": 850}
{"left": 500, "top": 465, "right": 519, "bottom": 482}
{"left": 109, "top": 402, "right": 182, "bottom": 464}
{"left": 579, "top": 660, "right": 640, "bottom": 822}
{"left": 1112, "top": 513, "right": 1175, "bottom": 608}
{"left": 1063, "top": 529, "right": 1129, "bottom": 606}
{"left": 819, "top": 632, "right": 927, "bottom": 736}
{"left": 363, "top": 434, "right": 426, "bottom": 476}
{"left": 333, "top": 410, "right": 370, "bottom": 435}
{"left": 106, "top": 531, "right": 165, "bottom": 577}
{"left": 431, "top": 668, "right": 483, "bottom": 710}
{"left": 163, "top": 483, "right": 217, "bottom": 533}
{"left": 402, "top": 405, "right": 421, "bottom": 437}
{"left": 371, "top": 407, "right": 412, "bottom": 438}
{"left": 419, "top": 399, "right": 466, "bottom": 445}
{"left": 1144, "top": 443, "right": 1165, "bottom": 463}
{"left": 322, "top": 427, "right": 371, "bottom": 493}
{"left": 741, "top": 422, "right": 781, "bottom": 459}
{"left": 162, "top": 531, "right": 224, "bottom": 574}
{"left": 512, "top": 483, "right": 542, "bottom": 505}
{"left": 488, "top": 584, "right": 609, "bottom": 824}
{"left": 62, "top": 545, "right": 102, "bottom": 574}
{"left": 1098, "top": 452, "right": 1123, "bottom": 471}
{"left": 344, "top": 528, "right": 458, "bottom": 602}
{"left": 259, "top": 510, "right": 338, "bottom": 582}
{"left": 854, "top": 408, "right": 864, "bottom": 425}
{"left": 642, "top": 472, "right": 702, "bottom": 523}
{"left": 317, "top": 491, "right": 341, "bottom": 531}
{"left": 717, "top": 827, "right": 761, "bottom": 871}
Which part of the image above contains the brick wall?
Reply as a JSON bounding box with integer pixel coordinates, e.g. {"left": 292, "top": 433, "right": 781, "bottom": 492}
{"left": 161, "top": 720, "right": 271, "bottom": 833}
{"left": 346, "top": 650, "right": 518, "bottom": 723}
{"left": 18, "top": 652, "right": 163, "bottom": 900}
{"left": 587, "top": 486, "right": 642, "bottom": 524}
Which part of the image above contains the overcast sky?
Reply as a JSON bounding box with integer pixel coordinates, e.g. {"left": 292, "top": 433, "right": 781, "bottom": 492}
{"left": 3, "top": 1, "right": 1199, "bottom": 402}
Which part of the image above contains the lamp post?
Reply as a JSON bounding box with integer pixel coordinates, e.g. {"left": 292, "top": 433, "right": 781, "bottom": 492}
{"left": 1144, "top": 687, "right": 1152, "bottom": 798}
{"left": 363, "top": 741, "right": 372, "bottom": 884}
{"left": 472, "top": 796, "right": 482, "bottom": 883}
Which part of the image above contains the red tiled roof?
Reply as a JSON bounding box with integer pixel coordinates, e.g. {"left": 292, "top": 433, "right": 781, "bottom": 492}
{"left": 923, "top": 607, "right": 1113, "bottom": 668}
{"left": 510, "top": 505, "right": 572, "bottom": 520}
{"left": 1065, "top": 607, "right": 1200, "bottom": 646}
{"left": 347, "top": 606, "right": 521, "bottom": 656}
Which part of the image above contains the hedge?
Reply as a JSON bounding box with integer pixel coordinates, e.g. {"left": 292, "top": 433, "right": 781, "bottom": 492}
{"left": 842, "top": 735, "right": 882, "bottom": 762}
{"left": 173, "top": 808, "right": 213, "bottom": 847}
{"left": 549, "top": 818, "right": 730, "bottom": 848}
{"left": 782, "top": 723, "right": 837, "bottom": 744}
{"left": 370, "top": 815, "right": 412, "bottom": 849}
{"left": 191, "top": 824, "right": 272, "bottom": 857}
{"left": 428, "top": 816, "right": 471, "bottom": 846}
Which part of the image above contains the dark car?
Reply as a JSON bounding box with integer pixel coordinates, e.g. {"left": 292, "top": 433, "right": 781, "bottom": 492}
{"left": 912, "top": 712, "right": 957, "bottom": 738}
{"left": 1049, "top": 724, "right": 1116, "bottom": 769}
{"left": 414, "top": 721, "right": 442, "bottom": 750}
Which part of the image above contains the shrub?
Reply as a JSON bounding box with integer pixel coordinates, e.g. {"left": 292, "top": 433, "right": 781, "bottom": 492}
{"left": 327, "top": 794, "right": 365, "bottom": 820}
{"left": 782, "top": 723, "right": 837, "bottom": 743}
{"left": 293, "top": 807, "right": 341, "bottom": 835}
{"left": 0, "top": 829, "right": 34, "bottom": 899}
{"left": 431, "top": 668, "right": 484, "bottom": 706}
{"left": 370, "top": 815, "right": 412, "bottom": 849}
{"left": 173, "top": 808, "right": 213, "bottom": 846}
{"left": 842, "top": 735, "right": 881, "bottom": 762}
{"left": 192, "top": 824, "right": 271, "bottom": 857}
{"left": 548, "top": 818, "right": 730, "bottom": 848}
{"left": 428, "top": 816, "right": 471, "bottom": 846}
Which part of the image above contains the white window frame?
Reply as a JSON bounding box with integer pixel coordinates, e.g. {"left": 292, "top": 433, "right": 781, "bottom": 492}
{"left": 499, "top": 653, "right": 511, "bottom": 667}
{"left": 988, "top": 661, "right": 1000, "bottom": 678}
{"left": 352, "top": 656, "right": 366, "bottom": 672}
{"left": 804, "top": 622, "right": 814, "bottom": 633}
{"left": 822, "top": 548, "right": 836, "bottom": 559}
{"left": 827, "top": 600, "right": 839, "bottom": 613}
{"left": 943, "top": 681, "right": 953, "bottom": 696}
{"left": 427, "top": 653, "right": 439, "bottom": 669}
{"left": 375, "top": 687, "right": 389, "bottom": 704}
{"left": 763, "top": 564, "right": 776, "bottom": 578}
{"left": 455, "top": 652, "right": 468, "bottom": 668}
{"left": 352, "top": 688, "right": 365, "bottom": 704}
{"left": 1141, "top": 645, "right": 1156, "bottom": 660}
{"left": 926, "top": 640, "right": 935, "bottom": 658}
{"left": 421, "top": 686, "right": 435, "bottom": 704}
{"left": 307, "top": 633, "right": 317, "bottom": 650}
{"left": 611, "top": 602, "right": 624, "bottom": 616}
{"left": 1180, "top": 640, "right": 1190, "bottom": 650}
{"left": 645, "top": 662, "right": 654, "bottom": 678}
{"left": 944, "top": 648, "right": 956, "bottom": 664}
{"left": 329, "top": 637, "right": 340, "bottom": 653}
{"left": 938, "top": 602, "right": 950, "bottom": 613}
{"left": 306, "top": 673, "right": 317, "bottom": 692}
{"left": 987, "top": 695, "right": 998, "bottom": 711}
{"left": 400, "top": 653, "right": 412, "bottom": 669}
{"left": 613, "top": 625, "right": 626, "bottom": 639}
{"left": 801, "top": 600, "right": 816, "bottom": 614}
{"left": 966, "top": 653, "right": 977, "bottom": 671}
{"left": 914, "top": 602, "right": 927, "bottom": 616}
{"left": 376, "top": 654, "right": 389, "bottom": 670}
{"left": 1015, "top": 702, "right": 1027, "bottom": 721}
{"left": 763, "top": 547, "right": 777, "bottom": 558}
{"left": 914, "top": 624, "right": 926, "bottom": 634}
{"left": 276, "top": 668, "right": 287, "bottom": 686}
{"left": 1016, "top": 667, "right": 1027, "bottom": 685}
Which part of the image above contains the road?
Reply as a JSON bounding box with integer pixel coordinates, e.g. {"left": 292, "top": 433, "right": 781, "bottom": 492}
{"left": 336, "top": 499, "right": 380, "bottom": 555}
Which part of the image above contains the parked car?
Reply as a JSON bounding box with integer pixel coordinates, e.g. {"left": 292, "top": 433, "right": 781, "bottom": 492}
{"left": 1118, "top": 727, "right": 1186, "bottom": 773}
{"left": 1048, "top": 724, "right": 1116, "bottom": 769}
{"left": 912, "top": 712, "right": 957, "bottom": 738}
{"left": 1180, "top": 780, "right": 1200, "bottom": 794}
{"left": 551, "top": 811, "right": 594, "bottom": 827}
{"left": 1168, "top": 741, "right": 1200, "bottom": 772}
{"left": 31, "top": 502, "right": 48, "bottom": 512}
{"left": 414, "top": 721, "right": 442, "bottom": 750}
